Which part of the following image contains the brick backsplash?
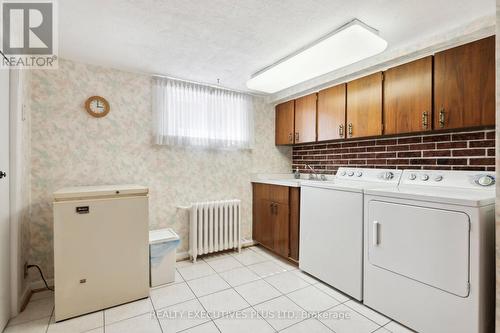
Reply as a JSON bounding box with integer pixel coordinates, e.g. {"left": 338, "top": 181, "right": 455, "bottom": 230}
{"left": 292, "top": 128, "right": 495, "bottom": 174}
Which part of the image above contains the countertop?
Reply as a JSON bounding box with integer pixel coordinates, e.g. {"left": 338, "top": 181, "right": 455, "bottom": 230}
{"left": 251, "top": 173, "right": 334, "bottom": 187}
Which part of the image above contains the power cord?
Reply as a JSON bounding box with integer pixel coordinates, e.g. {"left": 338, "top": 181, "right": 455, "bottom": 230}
{"left": 27, "top": 264, "right": 54, "bottom": 291}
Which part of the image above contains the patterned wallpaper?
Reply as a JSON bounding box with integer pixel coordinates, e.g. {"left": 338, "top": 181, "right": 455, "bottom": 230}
{"left": 293, "top": 129, "right": 495, "bottom": 173}
{"left": 27, "top": 59, "right": 291, "bottom": 280}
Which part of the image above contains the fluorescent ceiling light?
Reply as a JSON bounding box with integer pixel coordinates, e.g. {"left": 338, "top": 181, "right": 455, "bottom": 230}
{"left": 246, "top": 20, "right": 388, "bottom": 93}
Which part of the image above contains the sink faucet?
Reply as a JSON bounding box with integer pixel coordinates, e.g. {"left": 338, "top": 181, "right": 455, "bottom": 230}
{"left": 306, "top": 164, "right": 327, "bottom": 181}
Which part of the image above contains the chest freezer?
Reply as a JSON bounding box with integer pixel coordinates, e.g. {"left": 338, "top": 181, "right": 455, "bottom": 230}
{"left": 53, "top": 185, "right": 149, "bottom": 321}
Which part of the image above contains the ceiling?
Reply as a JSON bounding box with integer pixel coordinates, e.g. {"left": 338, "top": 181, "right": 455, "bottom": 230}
{"left": 59, "top": 0, "right": 495, "bottom": 93}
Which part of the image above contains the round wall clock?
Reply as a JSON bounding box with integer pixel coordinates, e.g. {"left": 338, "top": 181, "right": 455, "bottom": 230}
{"left": 85, "top": 96, "right": 110, "bottom": 118}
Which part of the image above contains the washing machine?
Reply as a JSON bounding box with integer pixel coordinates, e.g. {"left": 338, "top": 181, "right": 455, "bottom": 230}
{"left": 363, "top": 170, "right": 495, "bottom": 333}
{"left": 300, "top": 167, "right": 402, "bottom": 300}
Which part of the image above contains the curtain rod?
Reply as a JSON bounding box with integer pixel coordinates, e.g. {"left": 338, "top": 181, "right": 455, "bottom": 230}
{"left": 152, "top": 73, "right": 265, "bottom": 97}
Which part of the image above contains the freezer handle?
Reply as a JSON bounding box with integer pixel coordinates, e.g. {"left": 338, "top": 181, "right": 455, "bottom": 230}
{"left": 372, "top": 221, "right": 379, "bottom": 246}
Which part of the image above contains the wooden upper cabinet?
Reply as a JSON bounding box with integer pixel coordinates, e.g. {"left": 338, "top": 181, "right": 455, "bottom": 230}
{"left": 275, "top": 100, "right": 295, "bottom": 145}
{"left": 434, "top": 36, "right": 495, "bottom": 130}
{"left": 384, "top": 57, "right": 433, "bottom": 135}
{"left": 294, "top": 93, "right": 317, "bottom": 143}
{"left": 346, "top": 72, "right": 383, "bottom": 138}
{"left": 317, "top": 84, "right": 346, "bottom": 140}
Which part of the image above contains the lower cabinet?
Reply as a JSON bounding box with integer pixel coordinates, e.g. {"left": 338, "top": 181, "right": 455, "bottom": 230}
{"left": 252, "top": 183, "right": 300, "bottom": 262}
{"left": 254, "top": 198, "right": 275, "bottom": 250}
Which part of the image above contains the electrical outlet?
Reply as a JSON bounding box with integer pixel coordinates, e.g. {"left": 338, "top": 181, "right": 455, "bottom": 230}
{"left": 23, "top": 262, "right": 28, "bottom": 278}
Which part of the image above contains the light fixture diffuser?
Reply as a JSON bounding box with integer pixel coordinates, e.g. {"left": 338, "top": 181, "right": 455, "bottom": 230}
{"left": 246, "top": 20, "right": 387, "bottom": 93}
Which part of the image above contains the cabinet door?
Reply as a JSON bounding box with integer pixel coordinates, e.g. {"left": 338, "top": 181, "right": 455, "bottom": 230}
{"left": 273, "top": 202, "right": 290, "bottom": 258}
{"left": 434, "top": 36, "right": 495, "bottom": 129}
{"left": 254, "top": 199, "right": 274, "bottom": 250}
{"left": 268, "top": 184, "right": 289, "bottom": 205}
{"left": 252, "top": 184, "right": 265, "bottom": 245}
{"left": 288, "top": 187, "right": 300, "bottom": 261}
{"left": 384, "top": 57, "right": 433, "bottom": 134}
{"left": 318, "top": 84, "right": 346, "bottom": 141}
{"left": 294, "top": 93, "right": 317, "bottom": 143}
{"left": 253, "top": 196, "right": 261, "bottom": 244}
{"left": 275, "top": 101, "right": 295, "bottom": 145}
{"left": 346, "top": 72, "right": 383, "bottom": 138}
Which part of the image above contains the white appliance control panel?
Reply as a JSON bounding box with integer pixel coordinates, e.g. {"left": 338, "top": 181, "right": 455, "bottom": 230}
{"left": 336, "top": 168, "right": 402, "bottom": 184}
{"left": 401, "top": 170, "right": 496, "bottom": 189}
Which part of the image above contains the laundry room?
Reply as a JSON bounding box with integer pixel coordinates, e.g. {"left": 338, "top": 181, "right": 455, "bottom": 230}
{"left": 0, "top": 1, "right": 499, "bottom": 333}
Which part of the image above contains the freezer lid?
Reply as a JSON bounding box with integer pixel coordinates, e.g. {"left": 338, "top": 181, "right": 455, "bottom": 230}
{"left": 150, "top": 228, "right": 179, "bottom": 244}
{"left": 54, "top": 184, "right": 148, "bottom": 201}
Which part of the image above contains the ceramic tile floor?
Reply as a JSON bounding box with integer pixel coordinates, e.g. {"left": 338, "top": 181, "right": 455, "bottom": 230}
{"left": 3, "top": 246, "right": 416, "bottom": 333}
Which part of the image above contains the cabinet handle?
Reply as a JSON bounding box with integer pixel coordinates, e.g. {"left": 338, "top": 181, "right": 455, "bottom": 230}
{"left": 338, "top": 124, "right": 344, "bottom": 137}
{"left": 295, "top": 132, "right": 300, "bottom": 142}
{"left": 372, "top": 221, "right": 380, "bottom": 246}
{"left": 288, "top": 133, "right": 293, "bottom": 143}
{"left": 439, "top": 108, "right": 445, "bottom": 128}
{"left": 269, "top": 202, "right": 277, "bottom": 215}
{"left": 422, "top": 111, "right": 428, "bottom": 130}
{"left": 348, "top": 123, "right": 353, "bottom": 138}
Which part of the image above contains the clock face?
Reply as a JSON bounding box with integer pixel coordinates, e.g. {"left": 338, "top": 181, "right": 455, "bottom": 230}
{"left": 85, "top": 96, "right": 110, "bottom": 118}
{"left": 90, "top": 99, "right": 105, "bottom": 114}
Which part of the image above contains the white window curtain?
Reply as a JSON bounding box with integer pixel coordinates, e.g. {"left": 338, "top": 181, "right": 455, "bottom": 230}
{"left": 152, "top": 77, "right": 254, "bottom": 149}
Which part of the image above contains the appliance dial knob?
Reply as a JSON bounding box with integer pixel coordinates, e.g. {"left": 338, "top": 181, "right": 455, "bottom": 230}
{"left": 434, "top": 175, "right": 443, "bottom": 182}
{"left": 347, "top": 171, "right": 354, "bottom": 177}
{"left": 408, "top": 173, "right": 417, "bottom": 180}
{"left": 355, "top": 171, "right": 363, "bottom": 177}
{"left": 475, "top": 175, "right": 495, "bottom": 187}
{"left": 382, "top": 171, "right": 394, "bottom": 180}
{"left": 340, "top": 171, "right": 346, "bottom": 176}
{"left": 421, "top": 174, "right": 429, "bottom": 181}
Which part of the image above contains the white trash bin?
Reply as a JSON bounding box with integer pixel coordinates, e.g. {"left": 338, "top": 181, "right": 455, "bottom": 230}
{"left": 149, "top": 228, "right": 180, "bottom": 287}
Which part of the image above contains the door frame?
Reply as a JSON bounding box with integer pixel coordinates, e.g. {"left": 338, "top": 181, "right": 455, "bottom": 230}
{"left": 0, "top": 66, "right": 11, "bottom": 329}
{"left": 9, "top": 69, "right": 26, "bottom": 317}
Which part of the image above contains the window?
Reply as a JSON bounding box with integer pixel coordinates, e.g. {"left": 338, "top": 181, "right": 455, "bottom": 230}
{"left": 152, "top": 77, "right": 254, "bottom": 149}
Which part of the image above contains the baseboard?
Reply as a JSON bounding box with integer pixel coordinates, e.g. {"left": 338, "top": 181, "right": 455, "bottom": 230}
{"left": 176, "top": 239, "right": 256, "bottom": 262}
{"left": 30, "top": 278, "right": 54, "bottom": 291}
{"left": 19, "top": 285, "right": 31, "bottom": 312}
{"left": 241, "top": 239, "right": 257, "bottom": 247}
{"left": 176, "top": 251, "right": 190, "bottom": 261}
